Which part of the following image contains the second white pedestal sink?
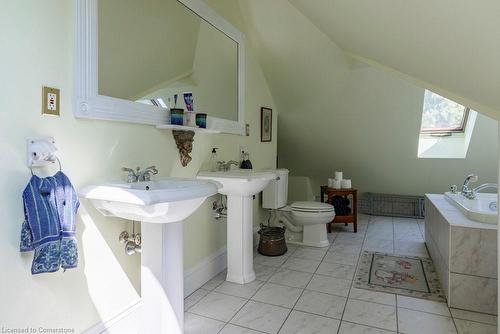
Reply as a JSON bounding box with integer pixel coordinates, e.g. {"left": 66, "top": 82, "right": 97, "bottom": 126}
{"left": 80, "top": 178, "right": 218, "bottom": 334}
{"left": 197, "top": 170, "right": 277, "bottom": 284}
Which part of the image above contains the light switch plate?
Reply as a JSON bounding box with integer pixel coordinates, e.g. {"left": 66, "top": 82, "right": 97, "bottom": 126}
{"left": 42, "top": 86, "right": 60, "bottom": 116}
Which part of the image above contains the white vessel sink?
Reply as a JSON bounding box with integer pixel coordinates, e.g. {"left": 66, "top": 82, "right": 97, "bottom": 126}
{"left": 444, "top": 191, "right": 497, "bottom": 224}
{"left": 80, "top": 178, "right": 218, "bottom": 334}
{"left": 80, "top": 179, "right": 217, "bottom": 223}
{"left": 197, "top": 169, "right": 277, "bottom": 285}
{"left": 197, "top": 170, "right": 276, "bottom": 196}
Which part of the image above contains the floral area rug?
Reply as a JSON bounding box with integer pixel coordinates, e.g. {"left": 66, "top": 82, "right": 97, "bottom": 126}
{"left": 354, "top": 251, "right": 446, "bottom": 302}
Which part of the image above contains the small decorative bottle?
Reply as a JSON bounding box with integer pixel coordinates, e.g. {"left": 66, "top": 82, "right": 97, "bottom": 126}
{"left": 209, "top": 148, "right": 219, "bottom": 172}
{"left": 240, "top": 151, "right": 253, "bottom": 169}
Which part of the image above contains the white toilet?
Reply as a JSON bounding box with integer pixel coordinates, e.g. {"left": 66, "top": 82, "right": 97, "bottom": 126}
{"left": 263, "top": 169, "right": 335, "bottom": 248}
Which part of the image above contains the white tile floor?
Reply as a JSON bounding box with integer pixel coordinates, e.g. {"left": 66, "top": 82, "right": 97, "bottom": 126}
{"left": 184, "top": 215, "right": 498, "bottom": 334}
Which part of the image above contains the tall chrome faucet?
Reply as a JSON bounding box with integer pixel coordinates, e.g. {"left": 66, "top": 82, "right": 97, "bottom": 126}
{"left": 122, "top": 166, "right": 158, "bottom": 183}
{"left": 461, "top": 174, "right": 478, "bottom": 199}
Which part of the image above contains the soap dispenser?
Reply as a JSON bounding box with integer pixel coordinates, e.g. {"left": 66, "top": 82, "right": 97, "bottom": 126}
{"left": 209, "top": 148, "right": 219, "bottom": 171}
{"left": 240, "top": 151, "right": 253, "bottom": 169}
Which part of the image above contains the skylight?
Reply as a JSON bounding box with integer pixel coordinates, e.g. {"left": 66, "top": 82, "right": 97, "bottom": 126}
{"left": 417, "top": 90, "right": 477, "bottom": 159}
{"left": 420, "top": 90, "right": 469, "bottom": 134}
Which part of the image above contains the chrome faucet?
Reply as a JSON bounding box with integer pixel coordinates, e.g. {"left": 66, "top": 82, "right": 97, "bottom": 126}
{"left": 122, "top": 167, "right": 139, "bottom": 183}
{"left": 461, "top": 174, "right": 478, "bottom": 199}
{"left": 122, "top": 166, "right": 158, "bottom": 183}
{"left": 225, "top": 160, "right": 239, "bottom": 170}
{"left": 138, "top": 166, "right": 158, "bottom": 182}
{"left": 470, "top": 183, "right": 498, "bottom": 199}
{"left": 216, "top": 160, "right": 240, "bottom": 172}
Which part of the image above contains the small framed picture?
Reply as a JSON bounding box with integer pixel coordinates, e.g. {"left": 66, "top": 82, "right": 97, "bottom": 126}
{"left": 261, "top": 107, "right": 272, "bottom": 142}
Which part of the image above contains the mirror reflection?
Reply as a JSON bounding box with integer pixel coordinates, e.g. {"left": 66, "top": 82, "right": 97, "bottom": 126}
{"left": 98, "top": 0, "right": 238, "bottom": 121}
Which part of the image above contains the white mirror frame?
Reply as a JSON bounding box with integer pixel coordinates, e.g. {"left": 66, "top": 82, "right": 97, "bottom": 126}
{"left": 75, "top": 0, "right": 246, "bottom": 135}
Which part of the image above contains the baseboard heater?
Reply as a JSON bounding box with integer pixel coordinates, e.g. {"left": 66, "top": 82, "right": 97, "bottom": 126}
{"left": 358, "top": 192, "right": 425, "bottom": 219}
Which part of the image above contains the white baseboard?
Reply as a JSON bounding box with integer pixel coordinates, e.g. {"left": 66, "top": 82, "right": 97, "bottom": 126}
{"left": 184, "top": 246, "right": 227, "bottom": 297}
{"left": 84, "top": 301, "right": 142, "bottom": 334}
{"left": 84, "top": 247, "right": 227, "bottom": 334}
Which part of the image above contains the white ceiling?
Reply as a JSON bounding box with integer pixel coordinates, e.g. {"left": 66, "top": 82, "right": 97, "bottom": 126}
{"left": 288, "top": 0, "right": 500, "bottom": 119}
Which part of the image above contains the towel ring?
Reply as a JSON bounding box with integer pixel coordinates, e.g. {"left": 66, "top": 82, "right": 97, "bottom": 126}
{"left": 30, "top": 157, "right": 62, "bottom": 176}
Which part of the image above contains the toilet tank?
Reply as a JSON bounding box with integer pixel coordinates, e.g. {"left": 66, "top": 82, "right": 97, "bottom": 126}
{"left": 263, "top": 169, "right": 289, "bottom": 209}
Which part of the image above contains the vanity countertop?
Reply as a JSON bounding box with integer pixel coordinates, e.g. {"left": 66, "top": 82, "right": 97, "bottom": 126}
{"left": 425, "top": 194, "right": 497, "bottom": 230}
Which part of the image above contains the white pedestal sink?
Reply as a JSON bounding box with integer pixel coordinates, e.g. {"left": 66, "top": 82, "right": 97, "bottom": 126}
{"left": 80, "top": 179, "right": 218, "bottom": 334}
{"left": 197, "top": 170, "right": 276, "bottom": 284}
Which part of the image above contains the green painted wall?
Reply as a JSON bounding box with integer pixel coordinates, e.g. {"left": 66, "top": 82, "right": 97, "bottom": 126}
{"left": 0, "top": 0, "right": 276, "bottom": 331}
{"left": 240, "top": 0, "right": 498, "bottom": 197}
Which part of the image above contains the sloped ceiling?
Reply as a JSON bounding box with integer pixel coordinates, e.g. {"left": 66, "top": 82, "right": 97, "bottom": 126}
{"left": 288, "top": 0, "right": 500, "bottom": 119}
{"left": 238, "top": 0, "right": 497, "bottom": 195}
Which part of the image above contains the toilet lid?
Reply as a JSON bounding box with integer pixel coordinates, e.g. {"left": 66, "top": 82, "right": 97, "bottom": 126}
{"left": 291, "top": 201, "right": 334, "bottom": 212}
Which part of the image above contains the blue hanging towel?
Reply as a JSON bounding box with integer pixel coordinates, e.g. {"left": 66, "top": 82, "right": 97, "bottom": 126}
{"left": 20, "top": 171, "right": 80, "bottom": 274}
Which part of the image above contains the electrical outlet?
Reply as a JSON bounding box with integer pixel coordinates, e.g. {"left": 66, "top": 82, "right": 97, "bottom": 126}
{"left": 42, "top": 86, "right": 60, "bottom": 116}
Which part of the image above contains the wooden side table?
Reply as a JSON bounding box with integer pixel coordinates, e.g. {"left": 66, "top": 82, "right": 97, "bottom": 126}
{"left": 320, "top": 186, "right": 358, "bottom": 233}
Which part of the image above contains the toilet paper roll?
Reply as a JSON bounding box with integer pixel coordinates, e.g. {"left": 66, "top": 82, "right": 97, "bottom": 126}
{"left": 332, "top": 180, "right": 342, "bottom": 189}
{"left": 328, "top": 178, "right": 335, "bottom": 188}
{"left": 335, "top": 171, "right": 343, "bottom": 181}
{"left": 341, "top": 179, "right": 352, "bottom": 189}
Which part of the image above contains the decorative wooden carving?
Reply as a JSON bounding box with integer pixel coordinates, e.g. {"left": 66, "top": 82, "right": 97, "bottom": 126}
{"left": 172, "top": 130, "right": 195, "bottom": 167}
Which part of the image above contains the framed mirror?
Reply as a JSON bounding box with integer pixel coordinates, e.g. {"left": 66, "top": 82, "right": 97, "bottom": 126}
{"left": 75, "top": 0, "right": 246, "bottom": 135}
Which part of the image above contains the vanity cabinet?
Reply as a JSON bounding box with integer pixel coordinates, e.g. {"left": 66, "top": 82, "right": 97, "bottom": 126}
{"left": 425, "top": 194, "right": 497, "bottom": 315}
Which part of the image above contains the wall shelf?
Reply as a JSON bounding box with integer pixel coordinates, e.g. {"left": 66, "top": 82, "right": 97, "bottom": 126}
{"left": 156, "top": 124, "right": 221, "bottom": 134}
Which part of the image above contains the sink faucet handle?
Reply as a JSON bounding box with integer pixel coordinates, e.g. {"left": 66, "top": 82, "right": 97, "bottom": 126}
{"left": 122, "top": 167, "right": 138, "bottom": 183}
{"left": 136, "top": 166, "right": 159, "bottom": 182}
{"left": 226, "top": 160, "right": 240, "bottom": 171}
{"left": 462, "top": 174, "right": 478, "bottom": 190}
{"left": 122, "top": 167, "right": 138, "bottom": 176}
{"left": 216, "top": 161, "right": 226, "bottom": 171}
{"left": 461, "top": 174, "right": 479, "bottom": 199}
{"left": 144, "top": 166, "right": 159, "bottom": 175}
{"left": 465, "top": 174, "right": 478, "bottom": 183}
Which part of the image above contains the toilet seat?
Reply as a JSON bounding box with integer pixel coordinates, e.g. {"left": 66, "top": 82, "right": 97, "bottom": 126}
{"left": 291, "top": 201, "right": 334, "bottom": 213}
{"left": 273, "top": 201, "right": 335, "bottom": 247}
